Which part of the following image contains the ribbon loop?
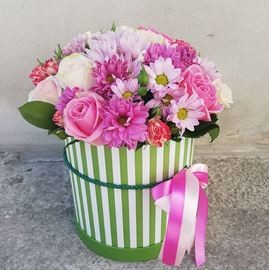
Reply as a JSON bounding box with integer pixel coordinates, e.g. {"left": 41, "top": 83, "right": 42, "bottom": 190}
{"left": 151, "top": 164, "right": 209, "bottom": 267}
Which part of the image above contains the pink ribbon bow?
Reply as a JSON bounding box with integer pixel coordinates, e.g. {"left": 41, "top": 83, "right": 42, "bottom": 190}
{"left": 151, "top": 164, "right": 208, "bottom": 267}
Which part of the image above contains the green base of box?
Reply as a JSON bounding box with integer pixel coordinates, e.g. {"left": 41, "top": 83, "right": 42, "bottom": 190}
{"left": 75, "top": 220, "right": 162, "bottom": 262}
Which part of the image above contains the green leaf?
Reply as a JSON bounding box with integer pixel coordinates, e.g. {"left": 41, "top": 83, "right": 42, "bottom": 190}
{"left": 210, "top": 113, "right": 218, "bottom": 123}
{"left": 209, "top": 125, "right": 220, "bottom": 142}
{"left": 143, "top": 91, "right": 154, "bottom": 103}
{"left": 184, "top": 123, "right": 219, "bottom": 139}
{"left": 18, "top": 101, "right": 57, "bottom": 130}
{"left": 167, "top": 122, "right": 179, "bottom": 135}
{"left": 138, "top": 87, "right": 148, "bottom": 97}
{"left": 37, "top": 58, "right": 44, "bottom": 65}
{"left": 150, "top": 106, "right": 161, "bottom": 117}
{"left": 136, "top": 141, "right": 146, "bottom": 150}
{"left": 138, "top": 67, "right": 149, "bottom": 86}
{"left": 54, "top": 44, "right": 63, "bottom": 60}
{"left": 171, "top": 137, "right": 182, "bottom": 142}
{"left": 48, "top": 128, "right": 68, "bottom": 140}
{"left": 111, "top": 22, "right": 116, "bottom": 32}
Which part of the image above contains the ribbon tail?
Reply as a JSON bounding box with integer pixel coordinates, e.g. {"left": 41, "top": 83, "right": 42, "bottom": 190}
{"left": 175, "top": 170, "right": 200, "bottom": 266}
{"left": 162, "top": 170, "right": 186, "bottom": 265}
{"left": 195, "top": 187, "right": 208, "bottom": 267}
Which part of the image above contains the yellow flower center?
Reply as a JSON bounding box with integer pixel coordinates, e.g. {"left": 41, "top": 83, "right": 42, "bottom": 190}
{"left": 161, "top": 94, "right": 173, "bottom": 106}
{"left": 177, "top": 108, "right": 188, "bottom": 120}
{"left": 106, "top": 75, "right": 114, "bottom": 83}
{"left": 155, "top": 74, "right": 169, "bottom": 86}
{"left": 122, "top": 91, "right": 133, "bottom": 99}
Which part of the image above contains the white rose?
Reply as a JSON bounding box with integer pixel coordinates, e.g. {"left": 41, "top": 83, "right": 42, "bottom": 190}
{"left": 214, "top": 78, "right": 233, "bottom": 109}
{"left": 56, "top": 53, "right": 93, "bottom": 90}
{"left": 28, "top": 76, "right": 62, "bottom": 105}
{"left": 137, "top": 29, "right": 168, "bottom": 44}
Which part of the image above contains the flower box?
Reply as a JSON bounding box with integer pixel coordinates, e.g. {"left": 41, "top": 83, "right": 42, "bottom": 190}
{"left": 64, "top": 137, "right": 193, "bottom": 261}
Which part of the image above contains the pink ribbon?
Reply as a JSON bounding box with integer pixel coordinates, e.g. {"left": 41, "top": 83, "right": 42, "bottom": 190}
{"left": 151, "top": 164, "right": 208, "bottom": 267}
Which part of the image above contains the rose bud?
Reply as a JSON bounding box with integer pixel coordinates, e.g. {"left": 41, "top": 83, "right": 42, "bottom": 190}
{"left": 147, "top": 117, "right": 171, "bottom": 147}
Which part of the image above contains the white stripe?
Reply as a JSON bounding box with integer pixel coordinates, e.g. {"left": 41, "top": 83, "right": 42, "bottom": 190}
{"left": 97, "top": 146, "right": 112, "bottom": 245}
{"left": 69, "top": 142, "right": 84, "bottom": 229}
{"left": 75, "top": 143, "right": 91, "bottom": 236}
{"left": 127, "top": 149, "right": 137, "bottom": 248}
{"left": 111, "top": 148, "right": 124, "bottom": 247}
{"left": 156, "top": 146, "right": 164, "bottom": 182}
{"left": 155, "top": 146, "right": 164, "bottom": 243}
{"left": 168, "top": 141, "right": 176, "bottom": 178}
{"left": 66, "top": 138, "right": 79, "bottom": 221}
{"left": 84, "top": 143, "right": 101, "bottom": 241}
{"left": 179, "top": 138, "right": 185, "bottom": 169}
{"left": 142, "top": 146, "right": 150, "bottom": 247}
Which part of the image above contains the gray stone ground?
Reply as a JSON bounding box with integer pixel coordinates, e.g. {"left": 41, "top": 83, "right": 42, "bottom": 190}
{"left": 0, "top": 146, "right": 268, "bottom": 270}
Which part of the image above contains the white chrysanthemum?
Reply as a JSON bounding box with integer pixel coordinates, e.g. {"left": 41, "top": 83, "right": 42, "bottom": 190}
{"left": 144, "top": 57, "right": 182, "bottom": 98}
{"left": 214, "top": 78, "right": 233, "bottom": 109}
{"left": 111, "top": 78, "right": 139, "bottom": 100}
{"left": 167, "top": 94, "right": 205, "bottom": 135}
{"left": 86, "top": 31, "right": 118, "bottom": 63}
{"left": 117, "top": 28, "right": 150, "bottom": 61}
{"left": 197, "top": 56, "right": 221, "bottom": 81}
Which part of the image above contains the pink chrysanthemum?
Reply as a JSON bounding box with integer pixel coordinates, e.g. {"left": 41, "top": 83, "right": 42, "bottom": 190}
{"left": 172, "top": 40, "right": 197, "bottom": 71}
{"left": 167, "top": 93, "right": 205, "bottom": 135}
{"left": 62, "top": 34, "right": 87, "bottom": 55}
{"left": 144, "top": 43, "right": 181, "bottom": 67}
{"left": 56, "top": 87, "right": 78, "bottom": 113}
{"left": 101, "top": 99, "right": 149, "bottom": 149}
{"left": 92, "top": 56, "right": 129, "bottom": 99}
{"left": 146, "top": 87, "right": 185, "bottom": 117}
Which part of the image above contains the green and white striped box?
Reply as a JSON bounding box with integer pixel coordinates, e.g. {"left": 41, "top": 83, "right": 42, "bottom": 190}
{"left": 65, "top": 137, "right": 194, "bottom": 261}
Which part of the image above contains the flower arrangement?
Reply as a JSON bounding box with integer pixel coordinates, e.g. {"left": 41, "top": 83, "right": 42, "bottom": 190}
{"left": 19, "top": 24, "right": 233, "bottom": 149}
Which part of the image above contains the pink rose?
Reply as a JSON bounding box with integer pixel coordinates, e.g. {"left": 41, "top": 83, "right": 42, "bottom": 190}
{"left": 180, "top": 64, "right": 223, "bottom": 120}
{"left": 29, "top": 58, "right": 58, "bottom": 85}
{"left": 28, "top": 76, "right": 61, "bottom": 105}
{"left": 63, "top": 91, "right": 105, "bottom": 145}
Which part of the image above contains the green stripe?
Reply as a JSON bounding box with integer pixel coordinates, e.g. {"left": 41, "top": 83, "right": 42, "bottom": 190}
{"left": 72, "top": 142, "right": 87, "bottom": 230}
{"left": 104, "top": 146, "right": 118, "bottom": 246}
{"left": 149, "top": 146, "right": 157, "bottom": 245}
{"left": 119, "top": 147, "right": 130, "bottom": 248}
{"left": 161, "top": 141, "right": 170, "bottom": 239}
{"left": 135, "top": 148, "right": 143, "bottom": 247}
{"left": 91, "top": 145, "right": 106, "bottom": 243}
{"left": 66, "top": 139, "right": 80, "bottom": 222}
{"left": 190, "top": 139, "right": 194, "bottom": 165}
{"left": 183, "top": 138, "right": 190, "bottom": 167}
{"left": 80, "top": 141, "right": 95, "bottom": 238}
{"left": 174, "top": 141, "right": 180, "bottom": 174}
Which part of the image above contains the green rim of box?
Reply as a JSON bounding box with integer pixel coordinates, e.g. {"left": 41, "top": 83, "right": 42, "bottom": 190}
{"left": 75, "top": 220, "right": 162, "bottom": 262}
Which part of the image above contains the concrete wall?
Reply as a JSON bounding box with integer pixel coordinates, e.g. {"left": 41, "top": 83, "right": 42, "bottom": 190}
{"left": 1, "top": 0, "right": 269, "bottom": 149}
